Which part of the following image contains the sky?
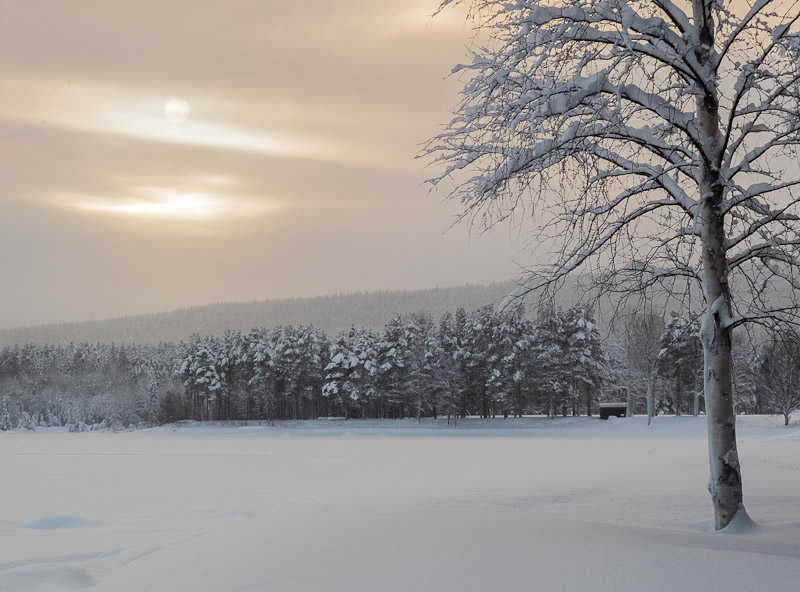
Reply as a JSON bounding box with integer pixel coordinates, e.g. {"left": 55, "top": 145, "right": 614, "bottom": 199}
{"left": 0, "top": 0, "right": 526, "bottom": 329}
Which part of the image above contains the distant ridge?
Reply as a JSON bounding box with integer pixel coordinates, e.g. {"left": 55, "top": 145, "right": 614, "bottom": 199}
{"left": 0, "top": 282, "right": 523, "bottom": 346}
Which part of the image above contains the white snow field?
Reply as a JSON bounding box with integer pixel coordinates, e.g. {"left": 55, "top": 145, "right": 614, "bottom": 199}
{"left": 1, "top": 416, "right": 799, "bottom": 592}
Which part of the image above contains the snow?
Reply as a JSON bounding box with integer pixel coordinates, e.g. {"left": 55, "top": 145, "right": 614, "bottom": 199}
{"left": 2, "top": 416, "right": 799, "bottom": 592}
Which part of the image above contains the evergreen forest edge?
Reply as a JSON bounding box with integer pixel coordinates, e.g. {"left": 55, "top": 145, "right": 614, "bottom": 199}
{"left": 1, "top": 304, "right": 798, "bottom": 431}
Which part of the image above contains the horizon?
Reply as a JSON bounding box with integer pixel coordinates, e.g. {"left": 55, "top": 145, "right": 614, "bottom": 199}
{"left": 0, "top": 279, "right": 524, "bottom": 332}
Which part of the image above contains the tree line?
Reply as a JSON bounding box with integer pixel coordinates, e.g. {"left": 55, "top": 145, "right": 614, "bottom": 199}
{"left": 1, "top": 305, "right": 798, "bottom": 430}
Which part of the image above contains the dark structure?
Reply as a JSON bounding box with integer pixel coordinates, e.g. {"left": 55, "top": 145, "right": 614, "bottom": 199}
{"left": 599, "top": 402, "right": 627, "bottom": 420}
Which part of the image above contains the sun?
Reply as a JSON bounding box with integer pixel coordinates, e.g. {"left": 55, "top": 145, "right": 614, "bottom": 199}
{"left": 164, "top": 98, "right": 190, "bottom": 123}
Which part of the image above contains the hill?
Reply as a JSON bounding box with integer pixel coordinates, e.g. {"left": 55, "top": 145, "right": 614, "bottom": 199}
{"left": 0, "top": 282, "right": 524, "bottom": 346}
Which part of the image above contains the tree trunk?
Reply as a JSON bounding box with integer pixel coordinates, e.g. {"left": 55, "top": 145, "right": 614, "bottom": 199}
{"left": 693, "top": 0, "right": 748, "bottom": 530}
{"left": 646, "top": 373, "right": 654, "bottom": 426}
{"left": 701, "top": 304, "right": 745, "bottom": 530}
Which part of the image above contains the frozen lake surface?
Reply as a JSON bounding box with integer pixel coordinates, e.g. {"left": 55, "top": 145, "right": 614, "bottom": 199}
{"left": 2, "top": 416, "right": 799, "bottom": 591}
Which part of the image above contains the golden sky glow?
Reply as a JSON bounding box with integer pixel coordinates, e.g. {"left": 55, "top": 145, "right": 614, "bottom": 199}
{"left": 68, "top": 189, "right": 273, "bottom": 221}
{"left": 0, "top": 0, "right": 522, "bottom": 328}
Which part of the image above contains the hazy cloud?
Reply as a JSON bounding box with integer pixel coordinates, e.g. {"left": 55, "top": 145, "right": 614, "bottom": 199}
{"left": 0, "top": 0, "right": 522, "bottom": 328}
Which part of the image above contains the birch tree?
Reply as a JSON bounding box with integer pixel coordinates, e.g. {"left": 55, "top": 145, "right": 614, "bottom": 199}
{"left": 426, "top": 0, "right": 800, "bottom": 529}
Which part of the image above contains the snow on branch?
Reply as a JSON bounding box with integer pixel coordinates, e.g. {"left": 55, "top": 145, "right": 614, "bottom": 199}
{"left": 427, "top": 0, "right": 800, "bottom": 338}
{"left": 651, "top": 0, "right": 691, "bottom": 33}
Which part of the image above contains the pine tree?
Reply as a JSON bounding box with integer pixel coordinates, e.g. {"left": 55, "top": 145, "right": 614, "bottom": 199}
{"left": 657, "top": 313, "right": 703, "bottom": 416}
{"left": 323, "top": 327, "right": 377, "bottom": 418}
{"left": 432, "top": 311, "right": 466, "bottom": 424}
{"left": 0, "top": 396, "right": 14, "bottom": 430}
{"left": 532, "top": 307, "right": 570, "bottom": 417}
{"left": 563, "top": 305, "right": 608, "bottom": 417}
{"left": 248, "top": 328, "right": 280, "bottom": 424}
{"left": 178, "top": 335, "right": 225, "bottom": 421}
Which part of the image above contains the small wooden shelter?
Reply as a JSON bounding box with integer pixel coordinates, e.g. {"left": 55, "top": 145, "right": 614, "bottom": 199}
{"left": 599, "top": 402, "right": 628, "bottom": 420}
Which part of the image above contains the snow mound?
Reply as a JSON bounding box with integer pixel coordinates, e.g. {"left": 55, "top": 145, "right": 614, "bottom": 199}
{"left": 0, "top": 564, "right": 97, "bottom": 591}
{"left": 721, "top": 505, "right": 758, "bottom": 534}
{"left": 23, "top": 516, "right": 100, "bottom": 530}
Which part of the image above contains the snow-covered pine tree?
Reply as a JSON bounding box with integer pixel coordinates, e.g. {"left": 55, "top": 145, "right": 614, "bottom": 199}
{"left": 464, "top": 306, "right": 499, "bottom": 417}
{"left": 485, "top": 306, "right": 535, "bottom": 418}
{"left": 291, "top": 325, "right": 328, "bottom": 419}
{"left": 375, "top": 315, "right": 412, "bottom": 418}
{"left": 322, "top": 327, "right": 377, "bottom": 418}
{"left": 178, "top": 335, "right": 226, "bottom": 421}
{"left": 248, "top": 328, "right": 280, "bottom": 424}
{"left": 402, "top": 313, "right": 436, "bottom": 422}
{"left": 221, "top": 330, "right": 252, "bottom": 422}
{"left": 0, "top": 396, "right": 13, "bottom": 430}
{"left": 275, "top": 325, "right": 328, "bottom": 420}
{"left": 452, "top": 307, "right": 472, "bottom": 417}
{"left": 657, "top": 313, "right": 704, "bottom": 416}
{"left": 563, "top": 305, "right": 608, "bottom": 416}
{"left": 432, "top": 311, "right": 467, "bottom": 424}
{"left": 276, "top": 326, "right": 302, "bottom": 420}
{"left": 531, "top": 307, "right": 571, "bottom": 417}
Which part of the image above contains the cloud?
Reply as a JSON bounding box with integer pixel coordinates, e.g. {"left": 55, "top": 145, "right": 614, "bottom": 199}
{"left": 0, "top": 75, "right": 408, "bottom": 171}
{"left": 0, "top": 0, "right": 523, "bottom": 328}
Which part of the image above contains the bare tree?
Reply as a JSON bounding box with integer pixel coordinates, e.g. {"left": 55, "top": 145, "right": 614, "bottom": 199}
{"left": 426, "top": 0, "right": 800, "bottom": 529}
{"left": 608, "top": 309, "right": 665, "bottom": 423}
{"left": 757, "top": 333, "right": 800, "bottom": 425}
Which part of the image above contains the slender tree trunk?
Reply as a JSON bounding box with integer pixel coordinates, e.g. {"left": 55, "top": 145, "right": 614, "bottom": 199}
{"left": 693, "top": 0, "right": 748, "bottom": 530}
{"left": 646, "top": 373, "right": 654, "bottom": 426}
{"left": 585, "top": 388, "right": 592, "bottom": 417}
{"left": 692, "top": 369, "right": 700, "bottom": 417}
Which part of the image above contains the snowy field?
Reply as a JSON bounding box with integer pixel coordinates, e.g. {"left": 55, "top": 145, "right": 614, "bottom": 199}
{"left": 1, "top": 416, "right": 799, "bottom": 592}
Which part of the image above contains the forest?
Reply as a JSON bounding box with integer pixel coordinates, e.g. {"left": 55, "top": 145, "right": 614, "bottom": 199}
{"left": 1, "top": 305, "right": 798, "bottom": 431}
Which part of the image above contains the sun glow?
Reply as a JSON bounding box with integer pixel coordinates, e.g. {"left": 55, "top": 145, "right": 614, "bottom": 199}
{"left": 164, "top": 98, "right": 190, "bottom": 123}
{"left": 86, "top": 194, "right": 219, "bottom": 219}
{"left": 67, "top": 187, "right": 272, "bottom": 221}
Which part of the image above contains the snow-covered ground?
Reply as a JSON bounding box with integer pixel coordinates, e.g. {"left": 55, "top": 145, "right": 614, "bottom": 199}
{"left": 1, "top": 416, "right": 799, "bottom": 591}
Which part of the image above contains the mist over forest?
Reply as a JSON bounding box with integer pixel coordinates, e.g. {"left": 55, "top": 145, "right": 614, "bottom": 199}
{"left": 0, "top": 282, "right": 523, "bottom": 347}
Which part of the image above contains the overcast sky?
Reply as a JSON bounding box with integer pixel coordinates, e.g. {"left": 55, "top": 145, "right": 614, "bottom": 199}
{"left": 0, "top": 0, "right": 525, "bottom": 328}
